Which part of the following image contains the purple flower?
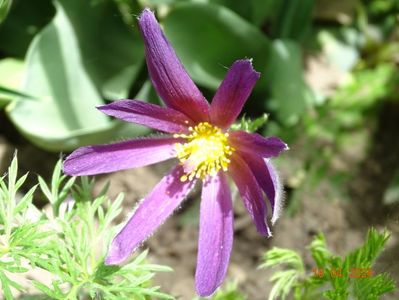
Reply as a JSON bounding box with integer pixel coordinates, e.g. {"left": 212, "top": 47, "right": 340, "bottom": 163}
{"left": 63, "top": 9, "right": 288, "bottom": 297}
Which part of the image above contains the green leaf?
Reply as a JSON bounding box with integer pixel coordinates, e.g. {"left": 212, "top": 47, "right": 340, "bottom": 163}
{"left": 0, "top": 271, "right": 14, "bottom": 300}
{"left": 33, "top": 281, "right": 61, "bottom": 299}
{"left": 269, "top": 270, "right": 300, "bottom": 300}
{"left": 0, "top": 57, "right": 24, "bottom": 88}
{"left": 347, "top": 228, "right": 390, "bottom": 268}
{"left": 271, "top": 0, "right": 314, "bottom": 41}
{"left": 262, "top": 228, "right": 396, "bottom": 300}
{"left": 0, "top": 0, "right": 12, "bottom": 24}
{"left": 162, "top": 2, "right": 270, "bottom": 90}
{"left": 260, "top": 247, "right": 304, "bottom": 271}
{"left": 38, "top": 176, "right": 53, "bottom": 203}
{"left": 0, "top": 85, "right": 34, "bottom": 100}
{"left": 13, "top": 185, "right": 36, "bottom": 215}
{"left": 353, "top": 273, "right": 396, "bottom": 299}
{"left": 56, "top": 0, "right": 145, "bottom": 99}
{"left": 0, "top": 58, "right": 30, "bottom": 107}
{"left": 250, "top": 0, "right": 278, "bottom": 27}
{"left": 265, "top": 39, "right": 316, "bottom": 125}
{"left": 6, "top": 1, "right": 146, "bottom": 151}
{"left": 231, "top": 114, "right": 269, "bottom": 133}
{"left": 309, "top": 233, "right": 333, "bottom": 267}
{"left": 209, "top": 0, "right": 252, "bottom": 21}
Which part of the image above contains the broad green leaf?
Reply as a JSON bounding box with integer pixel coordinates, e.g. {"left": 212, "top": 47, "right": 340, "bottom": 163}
{"left": 250, "top": 0, "right": 277, "bottom": 26}
{"left": 57, "top": 0, "right": 145, "bottom": 99}
{"left": 271, "top": 0, "right": 314, "bottom": 41}
{"left": 162, "top": 2, "right": 270, "bottom": 90}
{"left": 0, "top": 58, "right": 32, "bottom": 107}
{"left": 0, "top": 86, "right": 35, "bottom": 108}
{"left": 0, "top": 59, "right": 24, "bottom": 87}
{"left": 265, "top": 40, "right": 316, "bottom": 125}
{"left": 0, "top": 0, "right": 12, "bottom": 24}
{"left": 209, "top": 0, "right": 252, "bottom": 21}
{"left": 7, "top": 1, "right": 146, "bottom": 151}
{"left": 0, "top": 97, "right": 9, "bottom": 107}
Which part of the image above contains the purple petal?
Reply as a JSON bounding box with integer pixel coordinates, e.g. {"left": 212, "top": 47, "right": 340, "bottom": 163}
{"left": 105, "top": 165, "right": 195, "bottom": 265}
{"left": 229, "top": 154, "right": 271, "bottom": 236}
{"left": 245, "top": 154, "right": 283, "bottom": 224}
{"left": 138, "top": 9, "right": 210, "bottom": 122}
{"left": 210, "top": 60, "right": 260, "bottom": 129}
{"left": 97, "top": 99, "right": 194, "bottom": 134}
{"left": 195, "top": 172, "right": 233, "bottom": 297}
{"left": 229, "top": 130, "right": 288, "bottom": 158}
{"left": 63, "top": 137, "right": 181, "bottom": 176}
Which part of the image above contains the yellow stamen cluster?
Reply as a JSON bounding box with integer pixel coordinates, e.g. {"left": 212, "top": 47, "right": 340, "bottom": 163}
{"left": 174, "top": 122, "right": 234, "bottom": 182}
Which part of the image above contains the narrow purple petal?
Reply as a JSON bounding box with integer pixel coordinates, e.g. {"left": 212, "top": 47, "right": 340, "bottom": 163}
{"left": 97, "top": 99, "right": 194, "bottom": 134}
{"left": 105, "top": 165, "right": 195, "bottom": 265}
{"left": 63, "top": 137, "right": 182, "bottom": 176}
{"left": 229, "top": 154, "right": 271, "bottom": 236}
{"left": 138, "top": 9, "right": 210, "bottom": 122}
{"left": 245, "top": 154, "right": 283, "bottom": 224}
{"left": 195, "top": 172, "right": 233, "bottom": 297}
{"left": 210, "top": 60, "right": 260, "bottom": 129}
{"left": 229, "top": 130, "right": 288, "bottom": 158}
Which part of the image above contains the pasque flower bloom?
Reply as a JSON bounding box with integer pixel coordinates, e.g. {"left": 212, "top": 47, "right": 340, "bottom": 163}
{"left": 63, "top": 8, "right": 287, "bottom": 297}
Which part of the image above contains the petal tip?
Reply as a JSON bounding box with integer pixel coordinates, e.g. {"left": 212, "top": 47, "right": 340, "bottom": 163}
{"left": 104, "top": 256, "right": 118, "bottom": 266}
{"left": 195, "top": 283, "right": 218, "bottom": 298}
{"left": 96, "top": 104, "right": 106, "bottom": 113}
{"left": 104, "top": 241, "right": 128, "bottom": 265}
{"left": 138, "top": 7, "right": 153, "bottom": 19}
{"left": 62, "top": 157, "right": 77, "bottom": 176}
{"left": 234, "top": 58, "right": 261, "bottom": 78}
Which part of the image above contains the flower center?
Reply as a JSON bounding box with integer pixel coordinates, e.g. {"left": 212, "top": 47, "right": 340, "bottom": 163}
{"left": 174, "top": 122, "right": 234, "bottom": 182}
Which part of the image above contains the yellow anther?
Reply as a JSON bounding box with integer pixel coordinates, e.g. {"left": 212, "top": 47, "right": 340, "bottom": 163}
{"left": 174, "top": 122, "right": 234, "bottom": 182}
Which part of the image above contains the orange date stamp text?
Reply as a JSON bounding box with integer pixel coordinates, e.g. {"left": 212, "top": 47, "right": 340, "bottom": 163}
{"left": 312, "top": 267, "right": 374, "bottom": 279}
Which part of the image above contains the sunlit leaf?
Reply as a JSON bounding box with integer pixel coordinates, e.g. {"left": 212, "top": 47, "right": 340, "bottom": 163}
{"left": 271, "top": 0, "right": 314, "bottom": 41}
{"left": 0, "top": 0, "right": 12, "bottom": 24}
{"left": 250, "top": 0, "right": 277, "bottom": 26}
{"left": 266, "top": 40, "right": 316, "bottom": 125}
{"left": 57, "top": 0, "right": 144, "bottom": 99}
{"left": 7, "top": 1, "right": 146, "bottom": 151}
{"left": 0, "top": 58, "right": 32, "bottom": 107}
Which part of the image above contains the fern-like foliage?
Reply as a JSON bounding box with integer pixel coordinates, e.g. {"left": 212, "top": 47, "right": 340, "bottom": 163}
{"left": 260, "top": 229, "right": 396, "bottom": 300}
{"left": 0, "top": 155, "right": 173, "bottom": 299}
{"left": 231, "top": 113, "right": 269, "bottom": 133}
